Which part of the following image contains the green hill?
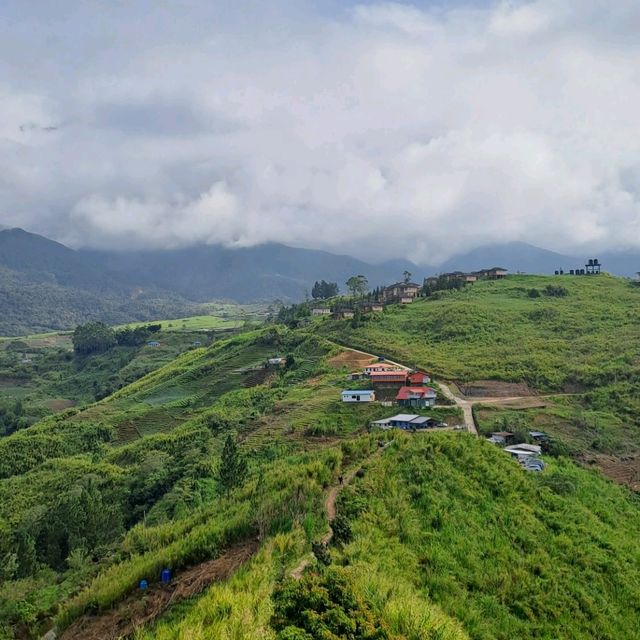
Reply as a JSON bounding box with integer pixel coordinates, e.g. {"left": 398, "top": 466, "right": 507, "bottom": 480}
{"left": 316, "top": 274, "right": 640, "bottom": 470}
{"left": 1, "top": 277, "right": 640, "bottom": 639}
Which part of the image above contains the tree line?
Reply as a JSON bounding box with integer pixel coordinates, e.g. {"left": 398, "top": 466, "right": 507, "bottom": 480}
{"left": 72, "top": 322, "right": 161, "bottom": 355}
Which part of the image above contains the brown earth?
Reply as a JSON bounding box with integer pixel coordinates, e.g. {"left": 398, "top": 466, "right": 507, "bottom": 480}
{"left": 454, "top": 380, "right": 535, "bottom": 398}
{"left": 581, "top": 454, "right": 640, "bottom": 492}
{"left": 45, "top": 399, "right": 76, "bottom": 412}
{"left": 327, "top": 350, "right": 375, "bottom": 371}
{"left": 59, "top": 539, "right": 260, "bottom": 640}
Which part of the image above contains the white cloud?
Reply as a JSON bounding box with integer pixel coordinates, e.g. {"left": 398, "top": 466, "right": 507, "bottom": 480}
{"left": 1, "top": 0, "right": 640, "bottom": 262}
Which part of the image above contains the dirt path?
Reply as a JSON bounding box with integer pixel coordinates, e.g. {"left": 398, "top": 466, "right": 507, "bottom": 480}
{"left": 290, "top": 442, "right": 391, "bottom": 579}
{"left": 438, "top": 382, "right": 478, "bottom": 435}
{"left": 59, "top": 539, "right": 259, "bottom": 640}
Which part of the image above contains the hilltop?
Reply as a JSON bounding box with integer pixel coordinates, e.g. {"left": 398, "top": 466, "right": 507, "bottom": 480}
{"left": 0, "top": 276, "right": 640, "bottom": 639}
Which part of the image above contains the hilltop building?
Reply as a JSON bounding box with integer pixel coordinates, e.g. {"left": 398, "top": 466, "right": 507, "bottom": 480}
{"left": 381, "top": 282, "right": 420, "bottom": 304}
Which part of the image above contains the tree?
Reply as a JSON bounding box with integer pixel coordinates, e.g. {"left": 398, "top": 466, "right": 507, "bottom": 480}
{"left": 218, "top": 435, "right": 248, "bottom": 495}
{"left": 72, "top": 322, "right": 117, "bottom": 355}
{"left": 346, "top": 275, "right": 368, "bottom": 297}
{"left": 312, "top": 280, "right": 339, "bottom": 300}
{"left": 403, "top": 270, "right": 412, "bottom": 283}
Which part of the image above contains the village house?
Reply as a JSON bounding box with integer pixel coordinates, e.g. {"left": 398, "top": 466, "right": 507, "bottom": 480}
{"left": 488, "top": 431, "right": 514, "bottom": 445}
{"left": 529, "top": 431, "right": 550, "bottom": 442}
{"left": 332, "top": 309, "right": 354, "bottom": 319}
{"left": 361, "top": 302, "right": 384, "bottom": 313}
{"left": 369, "top": 370, "right": 409, "bottom": 385}
{"left": 396, "top": 386, "right": 437, "bottom": 408}
{"left": 503, "top": 443, "right": 542, "bottom": 458}
{"left": 407, "top": 370, "right": 431, "bottom": 385}
{"left": 347, "top": 372, "right": 364, "bottom": 381}
{"left": 311, "top": 307, "right": 331, "bottom": 316}
{"left": 147, "top": 340, "right": 161, "bottom": 347}
{"left": 267, "top": 357, "right": 286, "bottom": 367}
{"left": 364, "top": 362, "right": 404, "bottom": 375}
{"left": 381, "top": 282, "right": 420, "bottom": 304}
{"left": 474, "top": 267, "right": 508, "bottom": 280}
{"left": 341, "top": 389, "right": 376, "bottom": 403}
{"left": 371, "top": 414, "right": 440, "bottom": 430}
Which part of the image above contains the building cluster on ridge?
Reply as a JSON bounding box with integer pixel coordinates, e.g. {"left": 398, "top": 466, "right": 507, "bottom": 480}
{"left": 311, "top": 267, "right": 509, "bottom": 317}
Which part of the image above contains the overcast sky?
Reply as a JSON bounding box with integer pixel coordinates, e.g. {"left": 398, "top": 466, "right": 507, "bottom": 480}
{"left": 2, "top": 0, "right": 640, "bottom": 263}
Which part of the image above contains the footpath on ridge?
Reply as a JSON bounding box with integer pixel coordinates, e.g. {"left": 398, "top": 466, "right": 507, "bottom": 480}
{"left": 290, "top": 439, "right": 393, "bottom": 579}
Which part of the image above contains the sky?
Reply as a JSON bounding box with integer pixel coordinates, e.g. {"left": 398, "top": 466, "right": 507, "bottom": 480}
{"left": 1, "top": 0, "right": 640, "bottom": 264}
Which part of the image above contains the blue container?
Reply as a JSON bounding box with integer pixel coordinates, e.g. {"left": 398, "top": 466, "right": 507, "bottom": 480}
{"left": 161, "top": 569, "right": 171, "bottom": 584}
{"left": 139, "top": 579, "right": 148, "bottom": 590}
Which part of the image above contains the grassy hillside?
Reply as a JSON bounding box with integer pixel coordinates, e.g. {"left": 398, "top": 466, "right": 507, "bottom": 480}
{"left": 336, "top": 433, "right": 640, "bottom": 640}
{"left": 1, "top": 284, "right": 640, "bottom": 639}
{"left": 316, "top": 275, "right": 640, "bottom": 468}
{"left": 0, "top": 319, "right": 248, "bottom": 432}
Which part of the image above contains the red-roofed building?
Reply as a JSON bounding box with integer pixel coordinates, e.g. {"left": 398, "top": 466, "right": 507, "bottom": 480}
{"left": 407, "top": 371, "right": 431, "bottom": 385}
{"left": 369, "top": 370, "right": 409, "bottom": 384}
{"left": 396, "top": 386, "right": 437, "bottom": 408}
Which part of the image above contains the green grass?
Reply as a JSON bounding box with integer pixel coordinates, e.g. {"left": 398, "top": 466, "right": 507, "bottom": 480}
{"left": 115, "top": 315, "right": 242, "bottom": 332}
{"left": 337, "top": 432, "right": 640, "bottom": 640}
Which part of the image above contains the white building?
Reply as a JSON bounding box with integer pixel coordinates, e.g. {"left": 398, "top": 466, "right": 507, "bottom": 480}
{"left": 341, "top": 390, "right": 376, "bottom": 403}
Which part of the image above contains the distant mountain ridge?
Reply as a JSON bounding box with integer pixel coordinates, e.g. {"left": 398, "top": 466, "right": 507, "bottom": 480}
{"left": 1, "top": 227, "right": 639, "bottom": 334}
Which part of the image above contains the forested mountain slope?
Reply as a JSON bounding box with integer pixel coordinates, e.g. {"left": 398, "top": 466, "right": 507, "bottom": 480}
{"left": 0, "top": 229, "right": 201, "bottom": 335}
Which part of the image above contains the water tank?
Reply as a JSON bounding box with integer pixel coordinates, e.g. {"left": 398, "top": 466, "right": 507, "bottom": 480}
{"left": 588, "top": 259, "right": 594, "bottom": 266}
{"left": 569, "top": 269, "right": 575, "bottom": 275}
{"left": 594, "top": 258, "right": 599, "bottom": 265}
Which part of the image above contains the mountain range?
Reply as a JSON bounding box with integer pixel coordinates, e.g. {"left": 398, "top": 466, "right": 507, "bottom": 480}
{"left": 1, "top": 226, "right": 638, "bottom": 334}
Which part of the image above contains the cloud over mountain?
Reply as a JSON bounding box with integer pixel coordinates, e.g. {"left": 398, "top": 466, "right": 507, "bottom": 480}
{"left": 1, "top": 1, "right": 640, "bottom": 263}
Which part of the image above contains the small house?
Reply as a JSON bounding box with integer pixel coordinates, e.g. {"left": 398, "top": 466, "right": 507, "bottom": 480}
{"left": 311, "top": 308, "right": 331, "bottom": 316}
{"left": 503, "top": 443, "right": 542, "bottom": 458}
{"left": 147, "top": 341, "right": 161, "bottom": 347}
{"left": 268, "top": 357, "right": 286, "bottom": 367}
{"left": 347, "top": 372, "right": 363, "bottom": 381}
{"left": 369, "top": 370, "right": 409, "bottom": 385}
{"left": 191, "top": 341, "right": 202, "bottom": 347}
{"left": 341, "top": 390, "right": 376, "bottom": 403}
{"left": 333, "top": 310, "right": 354, "bottom": 319}
{"left": 396, "top": 386, "right": 437, "bottom": 408}
{"left": 372, "top": 414, "right": 440, "bottom": 430}
{"left": 361, "top": 302, "right": 384, "bottom": 313}
{"left": 407, "top": 370, "right": 431, "bottom": 385}
{"left": 529, "top": 431, "right": 549, "bottom": 442}
{"left": 488, "top": 431, "right": 514, "bottom": 445}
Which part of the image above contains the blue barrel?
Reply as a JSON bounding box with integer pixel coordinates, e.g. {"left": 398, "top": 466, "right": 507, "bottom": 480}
{"left": 139, "top": 579, "right": 148, "bottom": 590}
{"left": 161, "top": 569, "right": 171, "bottom": 584}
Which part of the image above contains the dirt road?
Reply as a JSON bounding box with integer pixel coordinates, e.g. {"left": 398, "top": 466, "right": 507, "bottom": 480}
{"left": 438, "top": 382, "right": 478, "bottom": 435}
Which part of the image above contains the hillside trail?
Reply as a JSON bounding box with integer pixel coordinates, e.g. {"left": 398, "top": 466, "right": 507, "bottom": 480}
{"left": 57, "top": 539, "right": 259, "bottom": 640}
{"left": 290, "top": 441, "right": 392, "bottom": 579}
